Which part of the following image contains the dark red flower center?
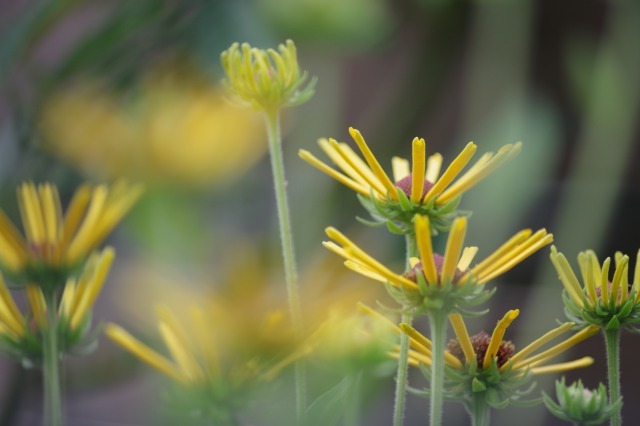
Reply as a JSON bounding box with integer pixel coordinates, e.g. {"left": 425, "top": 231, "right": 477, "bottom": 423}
{"left": 395, "top": 174, "right": 434, "bottom": 201}
{"left": 402, "top": 253, "right": 465, "bottom": 284}
{"left": 446, "top": 331, "right": 515, "bottom": 369}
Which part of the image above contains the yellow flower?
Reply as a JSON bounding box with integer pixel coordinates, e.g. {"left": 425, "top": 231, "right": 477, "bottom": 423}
{"left": 398, "top": 310, "right": 597, "bottom": 409}
{"left": 0, "top": 248, "right": 114, "bottom": 357}
{"left": 39, "top": 64, "right": 266, "bottom": 187}
{"left": 220, "top": 39, "right": 316, "bottom": 112}
{"left": 105, "top": 305, "right": 308, "bottom": 386}
{"left": 300, "top": 128, "right": 521, "bottom": 207}
{"left": 324, "top": 215, "right": 552, "bottom": 310}
{"left": 550, "top": 246, "right": 640, "bottom": 329}
{"left": 0, "top": 182, "right": 141, "bottom": 281}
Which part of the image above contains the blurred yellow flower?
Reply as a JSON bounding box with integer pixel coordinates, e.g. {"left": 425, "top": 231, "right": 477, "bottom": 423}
{"left": 0, "top": 181, "right": 140, "bottom": 281}
{"left": 0, "top": 247, "right": 114, "bottom": 358}
{"left": 110, "top": 242, "right": 385, "bottom": 356}
{"left": 105, "top": 303, "right": 309, "bottom": 385}
{"left": 39, "top": 64, "right": 266, "bottom": 187}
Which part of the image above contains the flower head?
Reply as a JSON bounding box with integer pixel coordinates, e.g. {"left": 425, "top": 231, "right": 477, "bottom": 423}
{"left": 40, "top": 67, "right": 266, "bottom": 187}
{"left": 105, "top": 304, "right": 309, "bottom": 421}
{"left": 324, "top": 215, "right": 552, "bottom": 313}
{"left": 0, "top": 248, "right": 114, "bottom": 362}
{"left": 400, "top": 310, "right": 597, "bottom": 410}
{"left": 543, "top": 378, "right": 622, "bottom": 426}
{"left": 220, "top": 40, "right": 316, "bottom": 112}
{"left": 300, "top": 128, "right": 521, "bottom": 233}
{"left": 550, "top": 246, "right": 640, "bottom": 331}
{"left": 0, "top": 182, "right": 141, "bottom": 287}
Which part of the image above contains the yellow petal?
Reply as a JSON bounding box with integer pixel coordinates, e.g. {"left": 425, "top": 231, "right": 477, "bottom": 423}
{"left": 501, "top": 322, "right": 574, "bottom": 372}
{"left": 448, "top": 313, "right": 474, "bottom": 365}
{"left": 105, "top": 323, "right": 185, "bottom": 383}
{"left": 423, "top": 142, "right": 476, "bottom": 203}
{"left": 392, "top": 157, "right": 410, "bottom": 182}
{"left": 442, "top": 217, "right": 467, "bottom": 284}
{"left": 483, "top": 309, "right": 519, "bottom": 369}
{"left": 410, "top": 138, "right": 426, "bottom": 203}
{"left": 349, "top": 128, "right": 398, "bottom": 200}
{"left": 415, "top": 215, "right": 438, "bottom": 285}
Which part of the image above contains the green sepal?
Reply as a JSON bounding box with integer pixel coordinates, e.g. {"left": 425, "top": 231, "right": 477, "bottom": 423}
{"left": 605, "top": 316, "right": 621, "bottom": 330}
{"left": 472, "top": 377, "right": 486, "bottom": 392}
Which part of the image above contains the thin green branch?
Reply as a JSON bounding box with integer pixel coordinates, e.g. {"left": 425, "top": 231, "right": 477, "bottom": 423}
{"left": 264, "top": 109, "right": 306, "bottom": 422}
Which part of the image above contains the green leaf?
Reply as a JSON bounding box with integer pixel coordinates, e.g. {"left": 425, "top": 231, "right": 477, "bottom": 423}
{"left": 305, "top": 375, "right": 355, "bottom": 426}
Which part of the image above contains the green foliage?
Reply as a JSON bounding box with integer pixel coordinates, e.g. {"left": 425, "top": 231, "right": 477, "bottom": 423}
{"left": 357, "top": 190, "right": 467, "bottom": 237}
{"left": 411, "top": 358, "right": 540, "bottom": 412}
{"left": 384, "top": 272, "right": 494, "bottom": 318}
{"left": 562, "top": 288, "right": 640, "bottom": 333}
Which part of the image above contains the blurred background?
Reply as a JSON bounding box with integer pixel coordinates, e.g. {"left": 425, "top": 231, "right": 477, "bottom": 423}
{"left": 0, "top": 0, "right": 639, "bottom": 425}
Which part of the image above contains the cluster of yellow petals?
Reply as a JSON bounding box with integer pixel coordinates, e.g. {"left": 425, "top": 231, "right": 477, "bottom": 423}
{"left": 0, "top": 248, "right": 114, "bottom": 342}
{"left": 221, "top": 39, "right": 315, "bottom": 112}
{"left": 401, "top": 309, "right": 597, "bottom": 376}
{"left": 0, "top": 181, "right": 141, "bottom": 273}
{"left": 300, "top": 127, "right": 521, "bottom": 206}
{"left": 324, "top": 215, "right": 552, "bottom": 291}
{"left": 550, "top": 245, "right": 640, "bottom": 308}
{"left": 106, "top": 305, "right": 310, "bottom": 386}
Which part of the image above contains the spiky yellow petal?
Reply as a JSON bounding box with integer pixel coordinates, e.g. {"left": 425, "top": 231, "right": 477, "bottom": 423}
{"left": 410, "top": 138, "right": 426, "bottom": 203}
{"left": 105, "top": 323, "right": 185, "bottom": 383}
{"left": 483, "top": 310, "right": 519, "bottom": 369}
{"left": 448, "top": 313, "right": 475, "bottom": 365}
{"left": 415, "top": 215, "right": 438, "bottom": 285}
{"left": 442, "top": 217, "right": 467, "bottom": 284}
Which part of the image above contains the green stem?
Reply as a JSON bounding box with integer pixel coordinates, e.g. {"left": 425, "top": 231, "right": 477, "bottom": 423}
{"left": 604, "top": 328, "right": 622, "bottom": 426}
{"left": 264, "top": 109, "right": 305, "bottom": 422}
{"left": 405, "top": 233, "right": 418, "bottom": 268}
{"left": 43, "top": 291, "right": 62, "bottom": 426}
{"left": 470, "top": 393, "right": 490, "bottom": 426}
{"left": 428, "top": 310, "right": 447, "bottom": 426}
{"left": 392, "top": 311, "right": 413, "bottom": 426}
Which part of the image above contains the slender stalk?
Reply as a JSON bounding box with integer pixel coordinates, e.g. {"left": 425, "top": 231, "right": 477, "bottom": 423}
{"left": 393, "top": 311, "right": 413, "bottom": 426}
{"left": 469, "top": 393, "right": 490, "bottom": 426}
{"left": 428, "top": 310, "right": 447, "bottom": 426}
{"left": 42, "top": 291, "right": 62, "bottom": 426}
{"left": 391, "top": 234, "right": 419, "bottom": 426}
{"left": 263, "top": 109, "right": 305, "bottom": 422}
{"left": 603, "top": 328, "right": 622, "bottom": 426}
{"left": 405, "top": 232, "right": 418, "bottom": 268}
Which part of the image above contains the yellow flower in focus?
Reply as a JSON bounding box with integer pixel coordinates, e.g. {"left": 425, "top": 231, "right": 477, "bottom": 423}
{"left": 550, "top": 246, "right": 640, "bottom": 330}
{"left": 39, "top": 65, "right": 266, "bottom": 187}
{"left": 300, "top": 128, "right": 521, "bottom": 233}
{"left": 220, "top": 39, "right": 316, "bottom": 112}
{"left": 398, "top": 310, "right": 597, "bottom": 412}
{"left": 324, "top": 215, "right": 552, "bottom": 311}
{"left": 0, "top": 182, "right": 140, "bottom": 283}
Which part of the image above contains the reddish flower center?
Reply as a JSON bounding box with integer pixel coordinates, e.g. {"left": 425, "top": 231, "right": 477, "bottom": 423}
{"left": 447, "top": 331, "right": 515, "bottom": 369}
{"left": 395, "top": 174, "right": 434, "bottom": 201}
{"left": 402, "top": 254, "right": 465, "bottom": 284}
